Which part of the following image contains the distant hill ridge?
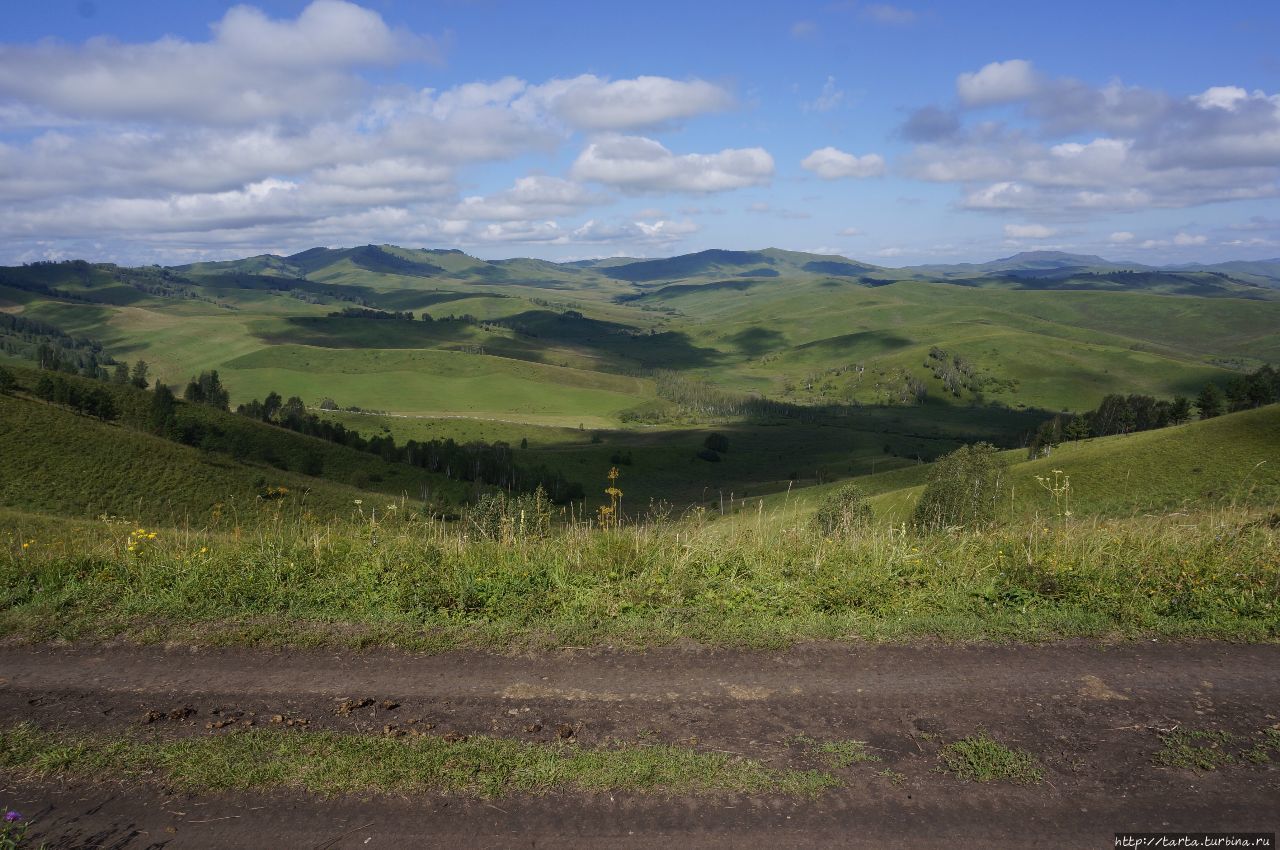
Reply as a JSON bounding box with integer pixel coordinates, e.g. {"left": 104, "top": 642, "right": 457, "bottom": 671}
{"left": 169, "top": 244, "right": 1280, "bottom": 283}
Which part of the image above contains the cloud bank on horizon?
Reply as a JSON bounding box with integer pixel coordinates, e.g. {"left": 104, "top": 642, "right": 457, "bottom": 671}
{"left": 0, "top": 0, "right": 1277, "bottom": 266}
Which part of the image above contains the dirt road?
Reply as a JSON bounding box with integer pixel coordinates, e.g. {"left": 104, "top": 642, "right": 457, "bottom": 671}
{"left": 1, "top": 641, "right": 1276, "bottom": 848}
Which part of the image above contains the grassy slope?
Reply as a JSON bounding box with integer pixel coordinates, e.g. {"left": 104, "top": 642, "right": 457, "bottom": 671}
{"left": 653, "top": 279, "right": 1270, "bottom": 409}
{"left": 857, "top": 405, "right": 1280, "bottom": 522}
{"left": 2, "top": 501, "right": 1275, "bottom": 647}
{"left": 0, "top": 369, "right": 476, "bottom": 523}
{"left": 219, "top": 346, "right": 652, "bottom": 424}
{"left": 1007, "top": 405, "right": 1280, "bottom": 516}
{"left": 0, "top": 393, "right": 389, "bottom": 523}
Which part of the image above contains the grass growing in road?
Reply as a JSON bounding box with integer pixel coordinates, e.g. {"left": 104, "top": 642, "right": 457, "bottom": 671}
{"left": 792, "top": 736, "right": 881, "bottom": 768}
{"left": 1152, "top": 730, "right": 1238, "bottom": 771}
{"left": 938, "top": 733, "right": 1044, "bottom": 784}
{"left": 1150, "top": 728, "right": 1280, "bottom": 771}
{"left": 0, "top": 724, "right": 837, "bottom": 798}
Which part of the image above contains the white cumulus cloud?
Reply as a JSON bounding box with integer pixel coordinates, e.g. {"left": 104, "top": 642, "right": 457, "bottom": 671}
{"left": 524, "top": 75, "right": 732, "bottom": 131}
{"left": 956, "top": 59, "right": 1041, "bottom": 107}
{"left": 800, "top": 147, "right": 886, "bottom": 179}
{"left": 452, "top": 176, "right": 607, "bottom": 221}
{"left": 0, "top": 0, "right": 436, "bottom": 125}
{"left": 571, "top": 135, "right": 774, "bottom": 193}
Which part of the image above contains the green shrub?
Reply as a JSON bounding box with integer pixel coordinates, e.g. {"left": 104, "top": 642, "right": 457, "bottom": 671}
{"left": 912, "top": 442, "right": 1006, "bottom": 531}
{"left": 812, "top": 483, "right": 872, "bottom": 538}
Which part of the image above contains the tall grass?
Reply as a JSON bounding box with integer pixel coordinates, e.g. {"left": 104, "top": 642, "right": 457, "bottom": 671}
{"left": 2, "top": 503, "right": 1276, "bottom": 648}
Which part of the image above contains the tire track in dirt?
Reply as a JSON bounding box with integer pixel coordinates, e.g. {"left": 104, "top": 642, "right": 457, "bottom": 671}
{"left": 1, "top": 641, "right": 1277, "bottom": 848}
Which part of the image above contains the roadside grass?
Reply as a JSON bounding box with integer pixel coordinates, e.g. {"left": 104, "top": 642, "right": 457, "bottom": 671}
{"left": 1, "top": 503, "right": 1276, "bottom": 650}
{"left": 938, "top": 732, "right": 1044, "bottom": 784}
{"left": 0, "top": 724, "right": 837, "bottom": 798}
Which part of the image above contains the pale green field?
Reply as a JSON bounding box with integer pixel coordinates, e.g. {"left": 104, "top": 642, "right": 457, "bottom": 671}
{"left": 220, "top": 346, "right": 653, "bottom": 425}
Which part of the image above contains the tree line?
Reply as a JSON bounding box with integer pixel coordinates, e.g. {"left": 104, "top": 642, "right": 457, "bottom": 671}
{"left": 0, "top": 313, "right": 119, "bottom": 380}
{"left": 1028, "top": 365, "right": 1277, "bottom": 457}
{"left": 235, "top": 388, "right": 585, "bottom": 502}
{"left": 5, "top": 355, "right": 585, "bottom": 504}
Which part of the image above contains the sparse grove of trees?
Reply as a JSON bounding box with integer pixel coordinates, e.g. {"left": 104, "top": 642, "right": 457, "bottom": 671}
{"left": 184, "top": 370, "right": 230, "bottom": 410}
{"left": 33, "top": 372, "right": 118, "bottom": 421}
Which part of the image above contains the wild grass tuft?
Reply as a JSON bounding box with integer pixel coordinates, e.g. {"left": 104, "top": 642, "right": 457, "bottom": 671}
{"left": 938, "top": 732, "right": 1044, "bottom": 784}
{"left": 792, "top": 735, "right": 880, "bottom": 768}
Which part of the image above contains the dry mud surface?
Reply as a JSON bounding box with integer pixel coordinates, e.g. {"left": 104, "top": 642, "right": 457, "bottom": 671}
{"left": 1, "top": 641, "right": 1277, "bottom": 848}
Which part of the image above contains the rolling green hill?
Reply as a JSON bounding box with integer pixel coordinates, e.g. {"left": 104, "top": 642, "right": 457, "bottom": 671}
{"left": 0, "top": 366, "right": 473, "bottom": 525}
{"left": 855, "top": 404, "right": 1280, "bottom": 522}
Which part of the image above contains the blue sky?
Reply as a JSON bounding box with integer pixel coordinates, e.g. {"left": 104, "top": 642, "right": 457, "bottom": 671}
{"left": 1, "top": 0, "right": 1278, "bottom": 266}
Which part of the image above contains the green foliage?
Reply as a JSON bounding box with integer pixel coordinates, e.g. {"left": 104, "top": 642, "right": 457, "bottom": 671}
{"left": 0, "top": 367, "right": 13, "bottom": 395}
{"left": 183, "top": 370, "right": 230, "bottom": 410}
{"left": 467, "top": 487, "right": 555, "bottom": 541}
{"left": 912, "top": 443, "right": 1006, "bottom": 531}
{"left": 811, "top": 483, "right": 873, "bottom": 538}
{"left": 128, "top": 360, "right": 149, "bottom": 390}
{"left": 149, "top": 383, "right": 178, "bottom": 436}
{"left": 1197, "top": 383, "right": 1224, "bottom": 419}
{"left": 1170, "top": 395, "right": 1192, "bottom": 424}
{"left": 33, "top": 372, "right": 117, "bottom": 421}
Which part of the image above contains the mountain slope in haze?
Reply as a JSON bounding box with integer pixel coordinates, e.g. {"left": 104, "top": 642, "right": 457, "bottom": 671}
{"left": 168, "top": 244, "right": 1280, "bottom": 297}
{"left": 896, "top": 251, "right": 1278, "bottom": 298}
{"left": 902, "top": 251, "right": 1143, "bottom": 277}
{"left": 598, "top": 248, "right": 884, "bottom": 284}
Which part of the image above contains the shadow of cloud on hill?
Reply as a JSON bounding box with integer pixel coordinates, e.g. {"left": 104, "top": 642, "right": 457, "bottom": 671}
{"left": 791, "top": 330, "right": 916, "bottom": 359}
{"left": 493, "top": 309, "right": 724, "bottom": 370}
{"left": 255, "top": 316, "right": 482, "bottom": 349}
{"left": 728, "top": 326, "right": 788, "bottom": 356}
{"left": 619, "top": 279, "right": 761, "bottom": 302}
